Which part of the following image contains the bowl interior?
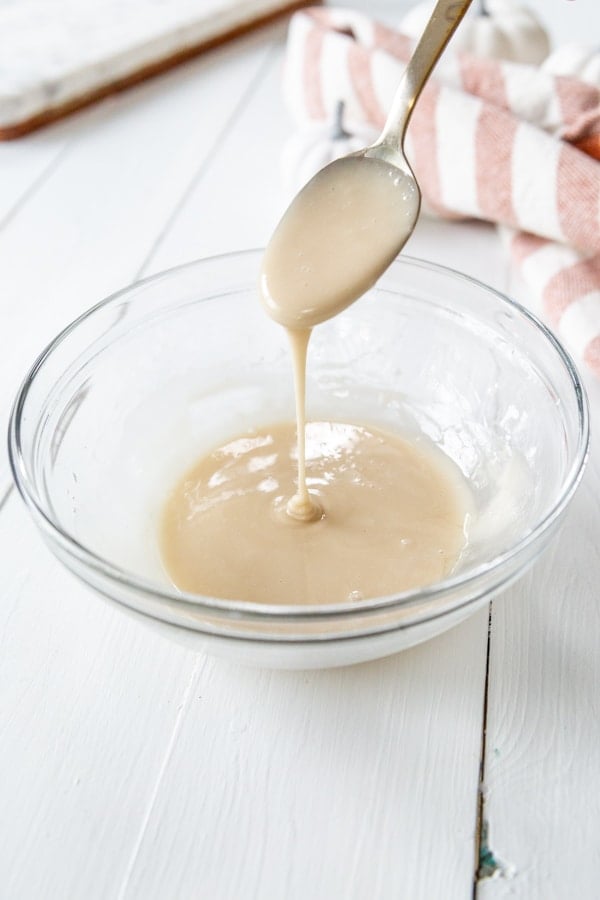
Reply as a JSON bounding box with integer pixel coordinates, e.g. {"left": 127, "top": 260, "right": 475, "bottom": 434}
{"left": 14, "top": 252, "right": 586, "bottom": 604}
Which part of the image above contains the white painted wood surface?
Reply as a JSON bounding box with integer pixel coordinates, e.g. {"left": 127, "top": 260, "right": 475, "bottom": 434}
{"left": 0, "top": 3, "right": 598, "bottom": 898}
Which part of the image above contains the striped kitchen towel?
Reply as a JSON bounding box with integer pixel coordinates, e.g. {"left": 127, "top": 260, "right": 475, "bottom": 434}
{"left": 282, "top": 7, "right": 600, "bottom": 377}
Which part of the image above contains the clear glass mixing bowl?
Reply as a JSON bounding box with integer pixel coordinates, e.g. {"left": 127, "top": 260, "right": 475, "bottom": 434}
{"left": 9, "top": 251, "right": 589, "bottom": 668}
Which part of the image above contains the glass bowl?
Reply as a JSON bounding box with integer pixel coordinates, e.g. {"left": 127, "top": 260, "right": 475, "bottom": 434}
{"left": 8, "top": 251, "right": 589, "bottom": 668}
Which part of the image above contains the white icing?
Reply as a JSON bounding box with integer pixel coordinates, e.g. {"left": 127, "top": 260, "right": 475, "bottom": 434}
{"left": 0, "top": 0, "right": 292, "bottom": 127}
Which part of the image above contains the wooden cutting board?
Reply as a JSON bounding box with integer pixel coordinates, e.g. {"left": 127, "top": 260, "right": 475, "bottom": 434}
{"left": 0, "top": 0, "right": 312, "bottom": 139}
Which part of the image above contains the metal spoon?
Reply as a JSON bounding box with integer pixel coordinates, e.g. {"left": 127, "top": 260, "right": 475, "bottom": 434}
{"left": 365, "top": 0, "right": 473, "bottom": 168}
{"left": 260, "top": 0, "right": 473, "bottom": 329}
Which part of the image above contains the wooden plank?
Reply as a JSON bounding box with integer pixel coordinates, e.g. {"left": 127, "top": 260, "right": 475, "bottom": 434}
{"left": 119, "top": 608, "right": 490, "bottom": 900}
{"left": 477, "top": 377, "right": 600, "bottom": 899}
{"left": 0, "top": 11, "right": 507, "bottom": 899}
{"left": 123, "top": 46, "right": 499, "bottom": 900}
{"left": 0, "top": 31, "right": 280, "bottom": 900}
{"left": 0, "top": 31, "right": 277, "bottom": 494}
{"left": 145, "top": 45, "right": 291, "bottom": 273}
{"left": 0, "top": 127, "right": 71, "bottom": 227}
{"left": 0, "top": 492, "right": 200, "bottom": 898}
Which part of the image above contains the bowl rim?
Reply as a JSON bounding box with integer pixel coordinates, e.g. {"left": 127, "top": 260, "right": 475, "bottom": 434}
{"left": 7, "top": 250, "right": 590, "bottom": 622}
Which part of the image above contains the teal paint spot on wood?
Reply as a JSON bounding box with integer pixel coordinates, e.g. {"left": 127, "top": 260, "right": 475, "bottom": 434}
{"left": 478, "top": 821, "right": 514, "bottom": 881}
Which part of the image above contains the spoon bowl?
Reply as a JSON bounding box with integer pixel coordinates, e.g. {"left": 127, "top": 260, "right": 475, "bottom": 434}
{"left": 260, "top": 0, "right": 473, "bottom": 329}
{"left": 260, "top": 153, "right": 421, "bottom": 328}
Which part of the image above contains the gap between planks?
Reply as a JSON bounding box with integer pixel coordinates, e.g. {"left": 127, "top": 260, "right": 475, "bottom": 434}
{"left": 135, "top": 43, "right": 280, "bottom": 282}
{"left": 0, "top": 483, "right": 13, "bottom": 514}
{"left": 0, "top": 141, "right": 74, "bottom": 232}
{"left": 473, "top": 262, "right": 519, "bottom": 896}
{"left": 473, "top": 601, "right": 493, "bottom": 898}
{"left": 116, "top": 655, "right": 205, "bottom": 900}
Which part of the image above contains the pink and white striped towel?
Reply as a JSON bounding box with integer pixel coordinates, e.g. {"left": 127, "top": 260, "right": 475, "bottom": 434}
{"left": 283, "top": 7, "right": 600, "bottom": 378}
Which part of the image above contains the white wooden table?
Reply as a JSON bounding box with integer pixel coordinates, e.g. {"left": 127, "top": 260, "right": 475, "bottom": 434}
{"left": 1, "top": 2, "right": 599, "bottom": 897}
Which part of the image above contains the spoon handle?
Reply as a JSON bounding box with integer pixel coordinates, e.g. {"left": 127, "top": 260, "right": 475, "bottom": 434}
{"left": 378, "top": 0, "right": 473, "bottom": 148}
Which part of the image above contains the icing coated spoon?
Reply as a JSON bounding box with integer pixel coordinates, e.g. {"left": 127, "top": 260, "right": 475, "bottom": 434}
{"left": 260, "top": 0, "right": 473, "bottom": 329}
